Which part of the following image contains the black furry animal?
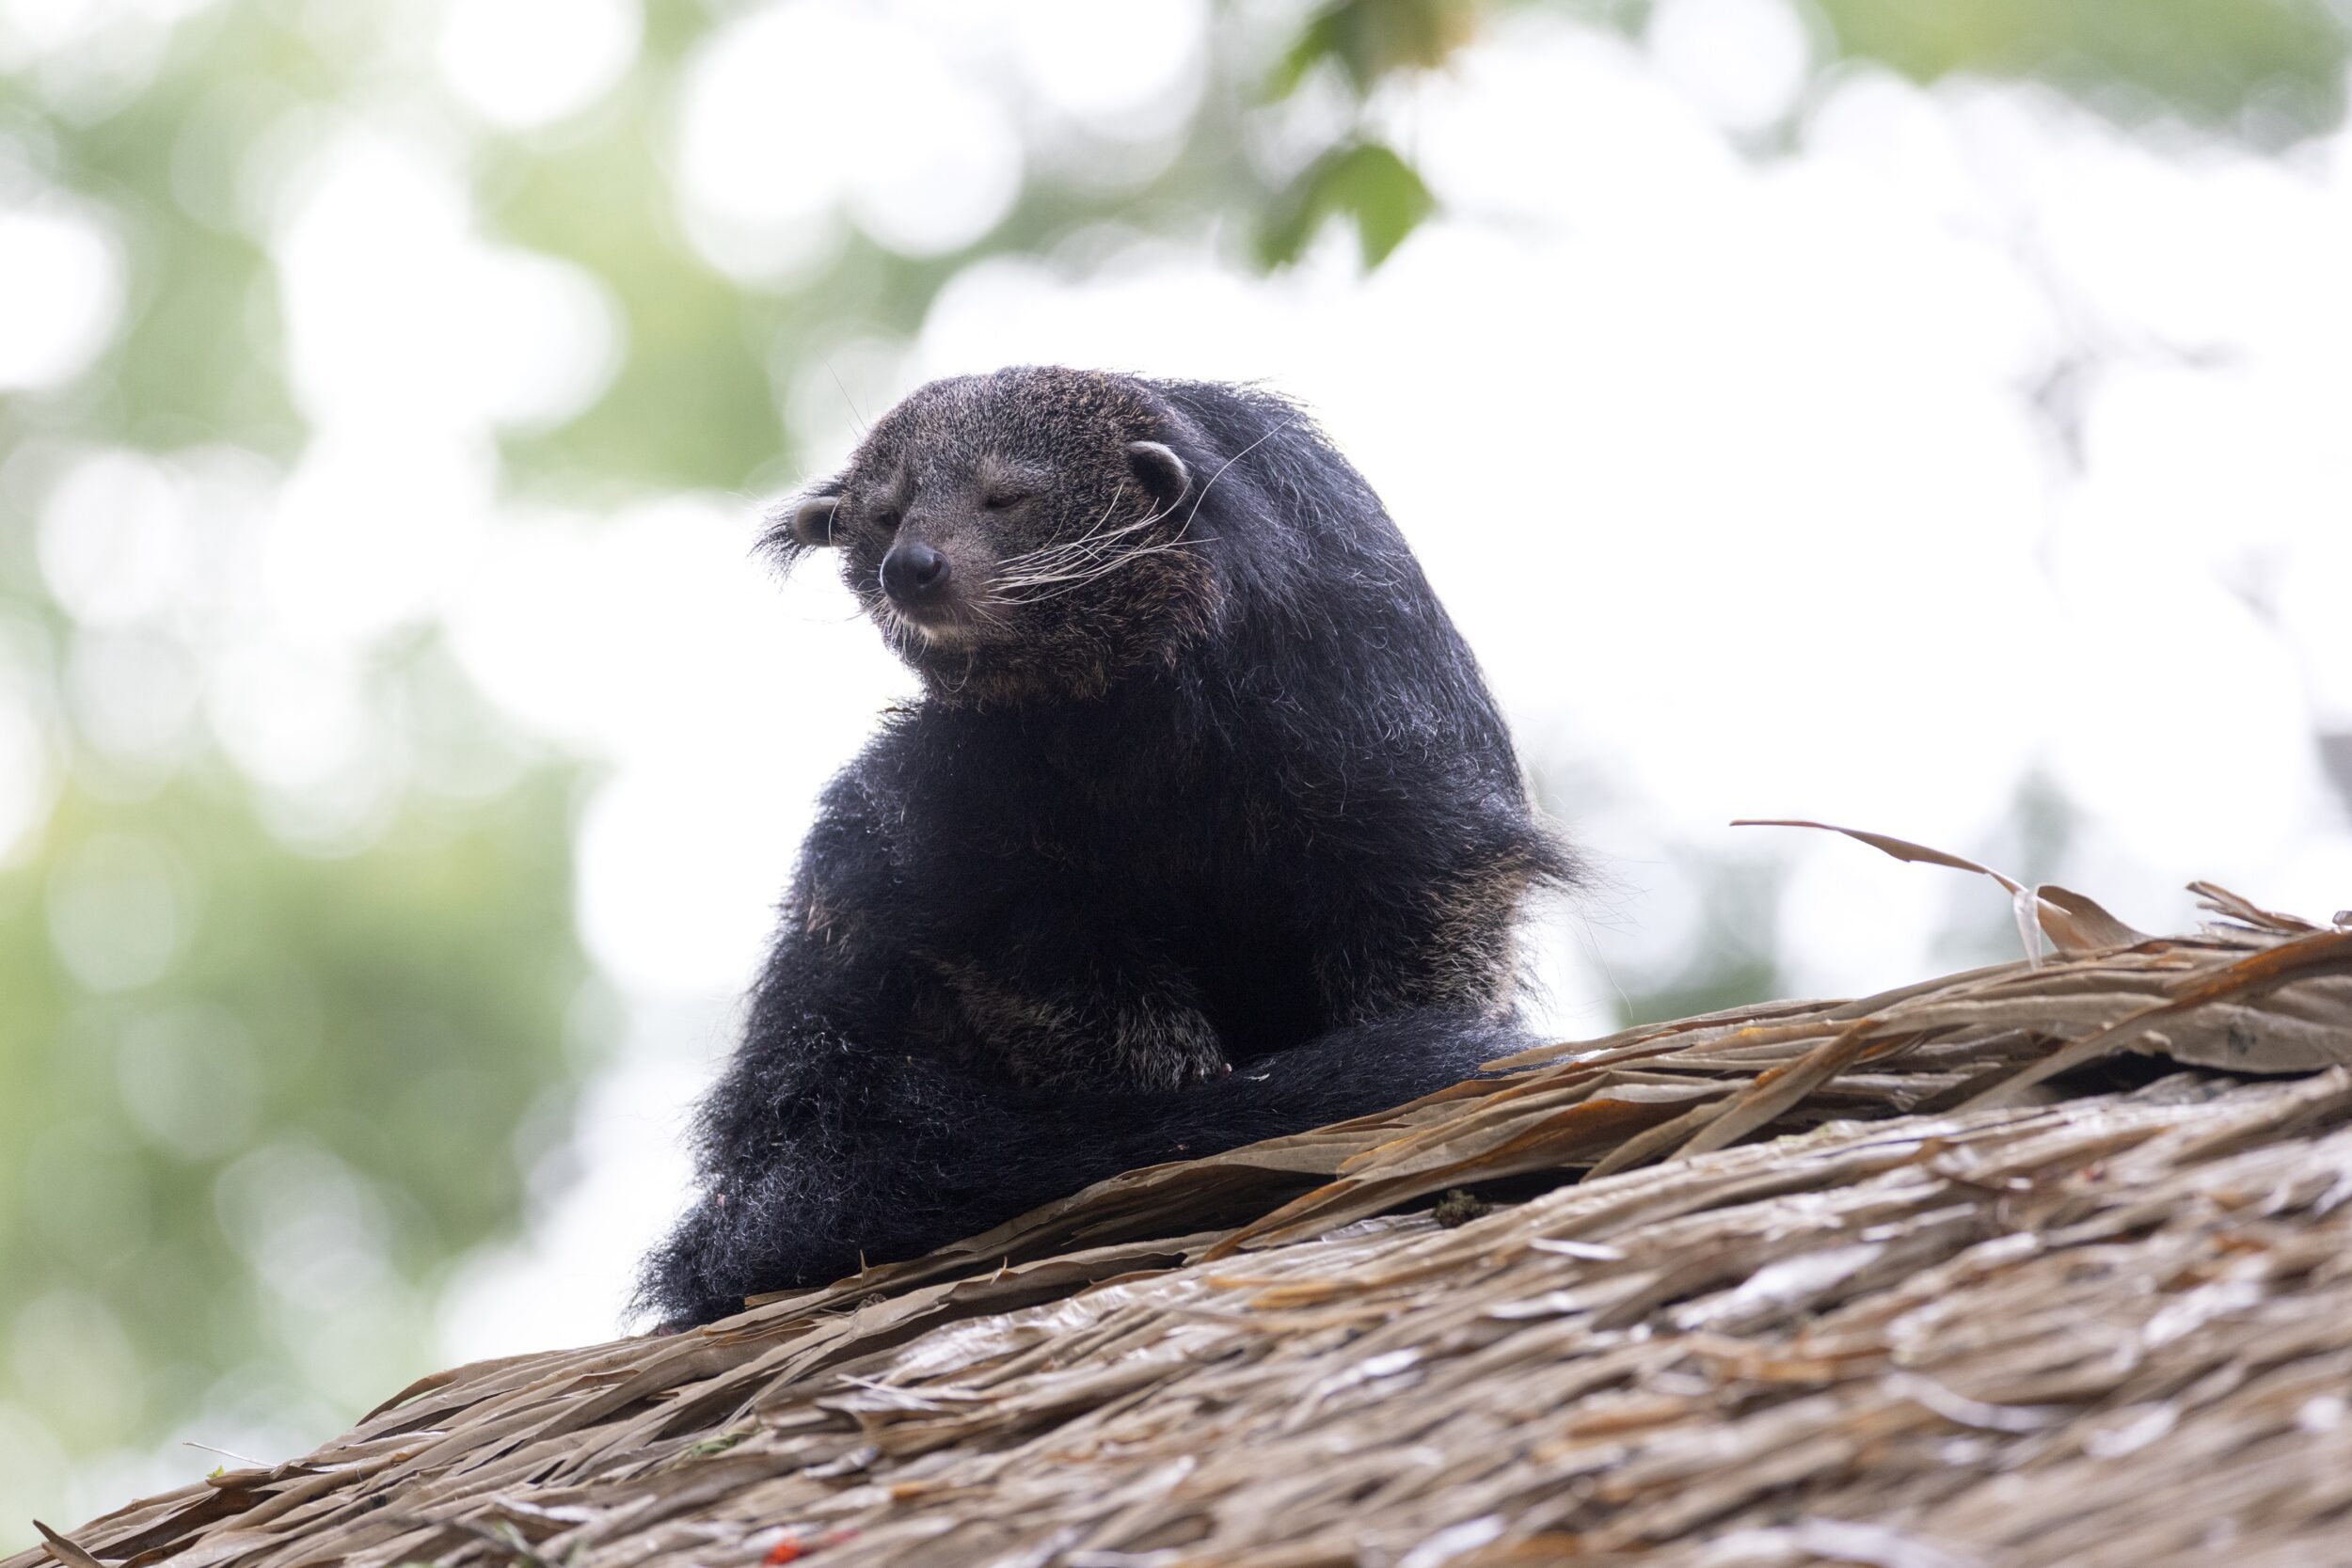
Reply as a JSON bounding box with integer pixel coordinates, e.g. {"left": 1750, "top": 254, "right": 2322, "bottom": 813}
{"left": 640, "top": 367, "right": 1569, "bottom": 1326}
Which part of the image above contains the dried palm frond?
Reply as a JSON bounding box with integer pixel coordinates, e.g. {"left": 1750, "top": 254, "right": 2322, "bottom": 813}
{"left": 14, "top": 868, "right": 2351, "bottom": 1568}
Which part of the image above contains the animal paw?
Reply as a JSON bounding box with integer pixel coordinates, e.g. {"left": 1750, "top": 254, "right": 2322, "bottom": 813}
{"left": 1109, "top": 999, "right": 1230, "bottom": 1091}
{"left": 1170, "top": 1041, "right": 1234, "bottom": 1088}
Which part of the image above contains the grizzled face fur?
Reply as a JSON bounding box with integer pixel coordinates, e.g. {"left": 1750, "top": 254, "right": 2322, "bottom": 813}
{"left": 770, "top": 367, "right": 1215, "bottom": 705}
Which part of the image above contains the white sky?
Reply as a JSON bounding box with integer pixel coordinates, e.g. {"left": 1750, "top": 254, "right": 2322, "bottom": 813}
{"left": 3, "top": 0, "right": 2350, "bottom": 1503}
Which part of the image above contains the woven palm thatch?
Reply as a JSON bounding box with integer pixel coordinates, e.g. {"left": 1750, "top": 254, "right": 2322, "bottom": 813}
{"left": 16, "top": 866, "right": 2352, "bottom": 1568}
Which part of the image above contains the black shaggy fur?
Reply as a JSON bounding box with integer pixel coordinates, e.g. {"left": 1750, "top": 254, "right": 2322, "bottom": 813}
{"left": 640, "top": 367, "right": 1571, "bottom": 1327}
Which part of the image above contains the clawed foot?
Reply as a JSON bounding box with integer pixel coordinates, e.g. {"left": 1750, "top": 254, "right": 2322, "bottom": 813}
{"left": 1172, "top": 1045, "right": 1234, "bottom": 1087}
{"left": 1140, "top": 1007, "right": 1232, "bottom": 1090}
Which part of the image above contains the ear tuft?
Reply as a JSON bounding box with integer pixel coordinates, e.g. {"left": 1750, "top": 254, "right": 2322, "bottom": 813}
{"left": 760, "top": 491, "right": 841, "bottom": 564}
{"left": 1125, "top": 441, "right": 1191, "bottom": 512}
{"left": 789, "top": 494, "right": 841, "bottom": 547}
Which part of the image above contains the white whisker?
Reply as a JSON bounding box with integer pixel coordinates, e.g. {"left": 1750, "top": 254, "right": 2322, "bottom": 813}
{"left": 987, "top": 418, "right": 1296, "bottom": 610}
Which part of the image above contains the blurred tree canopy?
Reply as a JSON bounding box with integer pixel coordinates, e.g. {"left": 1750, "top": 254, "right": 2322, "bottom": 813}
{"left": 15, "top": 0, "right": 2343, "bottom": 494}
{"left": 1804, "top": 0, "right": 2347, "bottom": 135}
{"left": 0, "top": 732, "right": 588, "bottom": 1446}
{"left": 0, "top": 626, "right": 594, "bottom": 1505}
{"left": 0, "top": 0, "right": 2344, "bottom": 1517}
{"left": 1265, "top": 0, "right": 2348, "bottom": 263}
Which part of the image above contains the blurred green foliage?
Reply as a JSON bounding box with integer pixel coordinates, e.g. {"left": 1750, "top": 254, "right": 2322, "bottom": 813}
{"left": 0, "top": 633, "right": 591, "bottom": 1473}
{"left": 0, "top": 0, "right": 2344, "bottom": 1524}
{"left": 1608, "top": 860, "right": 1788, "bottom": 1028}
{"left": 1269, "top": 0, "right": 2349, "bottom": 262}
{"left": 1259, "top": 141, "right": 1436, "bottom": 269}
{"left": 1807, "top": 0, "right": 2348, "bottom": 141}
{"left": 1276, "top": 0, "right": 1484, "bottom": 93}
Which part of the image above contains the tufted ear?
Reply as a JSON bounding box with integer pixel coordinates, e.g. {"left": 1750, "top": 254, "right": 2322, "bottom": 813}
{"left": 787, "top": 493, "right": 841, "bottom": 547}
{"left": 1125, "top": 441, "right": 1191, "bottom": 513}
{"left": 759, "top": 487, "right": 842, "bottom": 564}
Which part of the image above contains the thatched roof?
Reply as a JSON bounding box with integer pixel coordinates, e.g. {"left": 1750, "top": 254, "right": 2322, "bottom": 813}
{"left": 17, "top": 875, "right": 2352, "bottom": 1568}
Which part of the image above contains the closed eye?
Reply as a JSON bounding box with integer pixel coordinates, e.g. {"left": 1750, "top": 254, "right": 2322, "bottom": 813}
{"left": 981, "top": 490, "right": 1032, "bottom": 512}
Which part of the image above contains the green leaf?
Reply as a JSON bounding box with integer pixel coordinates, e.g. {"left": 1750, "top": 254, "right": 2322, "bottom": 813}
{"left": 1258, "top": 141, "right": 1438, "bottom": 271}
{"left": 1271, "top": 0, "right": 1485, "bottom": 98}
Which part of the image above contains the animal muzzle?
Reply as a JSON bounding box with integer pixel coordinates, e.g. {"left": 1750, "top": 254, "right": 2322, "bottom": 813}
{"left": 881, "top": 541, "right": 951, "bottom": 609}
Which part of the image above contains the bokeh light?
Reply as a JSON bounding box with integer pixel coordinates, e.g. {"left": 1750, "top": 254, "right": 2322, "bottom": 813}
{"left": 436, "top": 0, "right": 641, "bottom": 133}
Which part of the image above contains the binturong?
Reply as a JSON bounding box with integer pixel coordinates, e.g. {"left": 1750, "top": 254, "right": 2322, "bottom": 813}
{"left": 638, "top": 366, "right": 1573, "bottom": 1327}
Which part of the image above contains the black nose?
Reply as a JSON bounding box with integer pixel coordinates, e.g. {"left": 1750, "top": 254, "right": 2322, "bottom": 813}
{"left": 880, "top": 541, "right": 950, "bottom": 607}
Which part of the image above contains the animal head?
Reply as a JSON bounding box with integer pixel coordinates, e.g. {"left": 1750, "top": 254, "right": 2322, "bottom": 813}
{"left": 769, "top": 367, "right": 1216, "bottom": 704}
